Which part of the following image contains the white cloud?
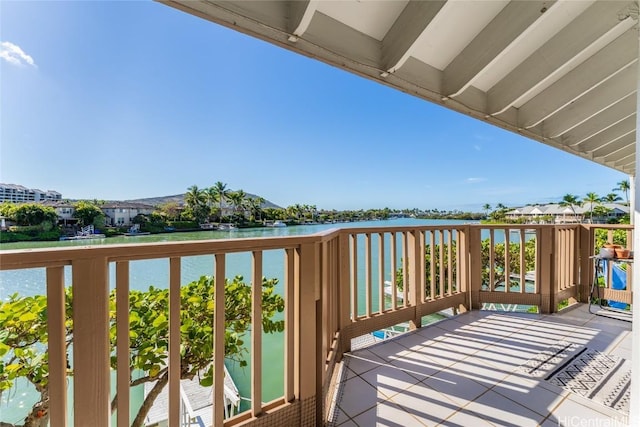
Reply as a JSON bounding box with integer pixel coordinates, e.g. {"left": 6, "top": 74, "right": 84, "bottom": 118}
{"left": 466, "top": 177, "right": 487, "bottom": 183}
{"left": 474, "top": 134, "right": 493, "bottom": 141}
{"left": 1, "top": 41, "right": 36, "bottom": 67}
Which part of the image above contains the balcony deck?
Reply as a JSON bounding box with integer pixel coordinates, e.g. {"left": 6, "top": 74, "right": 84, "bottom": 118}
{"left": 330, "top": 304, "right": 631, "bottom": 427}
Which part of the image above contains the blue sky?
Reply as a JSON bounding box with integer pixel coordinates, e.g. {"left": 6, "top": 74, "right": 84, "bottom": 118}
{"left": 0, "top": 1, "right": 628, "bottom": 211}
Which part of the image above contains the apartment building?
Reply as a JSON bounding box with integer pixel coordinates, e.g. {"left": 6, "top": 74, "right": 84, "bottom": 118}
{"left": 0, "top": 183, "right": 62, "bottom": 203}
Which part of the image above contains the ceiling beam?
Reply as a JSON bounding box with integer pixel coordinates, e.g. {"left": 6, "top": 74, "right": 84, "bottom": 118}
{"left": 517, "top": 30, "right": 638, "bottom": 129}
{"left": 443, "top": 0, "right": 555, "bottom": 98}
{"left": 565, "top": 96, "right": 636, "bottom": 146}
{"left": 616, "top": 155, "right": 636, "bottom": 169}
{"left": 381, "top": 1, "right": 446, "bottom": 74}
{"left": 542, "top": 65, "right": 637, "bottom": 138}
{"left": 593, "top": 136, "right": 635, "bottom": 161}
{"left": 574, "top": 115, "right": 636, "bottom": 153}
{"left": 488, "top": 3, "right": 636, "bottom": 115}
{"left": 288, "top": 1, "right": 317, "bottom": 41}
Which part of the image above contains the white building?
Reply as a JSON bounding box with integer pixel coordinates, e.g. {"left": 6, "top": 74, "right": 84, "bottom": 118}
{"left": 506, "top": 203, "right": 629, "bottom": 224}
{"left": 0, "top": 183, "right": 62, "bottom": 203}
{"left": 101, "top": 202, "right": 155, "bottom": 227}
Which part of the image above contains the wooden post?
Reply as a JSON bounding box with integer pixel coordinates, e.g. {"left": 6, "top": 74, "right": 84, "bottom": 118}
{"left": 407, "top": 230, "right": 422, "bottom": 328}
{"left": 578, "top": 224, "right": 594, "bottom": 303}
{"left": 538, "top": 227, "right": 554, "bottom": 313}
{"left": 338, "top": 233, "right": 351, "bottom": 355}
{"left": 46, "top": 266, "right": 67, "bottom": 427}
{"left": 469, "top": 226, "right": 482, "bottom": 310}
{"left": 72, "top": 256, "right": 110, "bottom": 427}
{"left": 298, "top": 242, "right": 319, "bottom": 425}
{"left": 457, "top": 227, "right": 470, "bottom": 311}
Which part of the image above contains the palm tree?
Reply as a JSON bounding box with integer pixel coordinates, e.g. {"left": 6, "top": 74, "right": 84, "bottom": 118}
{"left": 560, "top": 194, "right": 581, "bottom": 223}
{"left": 247, "top": 197, "right": 265, "bottom": 222}
{"left": 482, "top": 203, "right": 491, "bottom": 217}
{"left": 603, "top": 193, "right": 622, "bottom": 203}
{"left": 583, "top": 192, "right": 600, "bottom": 223}
{"left": 614, "top": 179, "right": 630, "bottom": 205}
{"left": 204, "top": 187, "right": 218, "bottom": 220}
{"left": 184, "top": 185, "right": 207, "bottom": 224}
{"left": 184, "top": 185, "right": 205, "bottom": 210}
{"left": 227, "top": 190, "right": 247, "bottom": 219}
{"left": 212, "top": 181, "right": 229, "bottom": 222}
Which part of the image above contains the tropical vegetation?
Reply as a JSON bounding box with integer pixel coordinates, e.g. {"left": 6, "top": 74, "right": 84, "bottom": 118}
{"left": 0, "top": 275, "right": 285, "bottom": 427}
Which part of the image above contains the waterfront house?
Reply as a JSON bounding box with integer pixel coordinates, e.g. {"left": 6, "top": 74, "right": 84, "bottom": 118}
{"left": 506, "top": 203, "right": 629, "bottom": 224}
{"left": 41, "top": 200, "right": 78, "bottom": 226}
{"left": 101, "top": 202, "right": 155, "bottom": 227}
{"left": 1, "top": 2, "right": 638, "bottom": 427}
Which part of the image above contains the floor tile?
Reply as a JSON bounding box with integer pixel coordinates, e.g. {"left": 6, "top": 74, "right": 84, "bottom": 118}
{"left": 344, "top": 351, "right": 385, "bottom": 375}
{"left": 464, "top": 389, "right": 546, "bottom": 427}
{"left": 352, "top": 400, "right": 428, "bottom": 427}
{"left": 438, "top": 408, "right": 496, "bottom": 427}
{"left": 336, "top": 375, "right": 381, "bottom": 419}
{"left": 492, "top": 376, "right": 565, "bottom": 417}
{"left": 388, "top": 381, "right": 459, "bottom": 425}
{"left": 358, "top": 364, "right": 420, "bottom": 399}
{"left": 420, "top": 369, "right": 489, "bottom": 407}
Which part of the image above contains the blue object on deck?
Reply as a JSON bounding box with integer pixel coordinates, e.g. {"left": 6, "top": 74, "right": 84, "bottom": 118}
{"left": 372, "top": 330, "right": 385, "bottom": 339}
{"left": 609, "top": 262, "right": 627, "bottom": 309}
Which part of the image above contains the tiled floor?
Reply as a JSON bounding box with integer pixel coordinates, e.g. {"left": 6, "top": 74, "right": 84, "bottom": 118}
{"left": 329, "top": 304, "right": 632, "bottom": 427}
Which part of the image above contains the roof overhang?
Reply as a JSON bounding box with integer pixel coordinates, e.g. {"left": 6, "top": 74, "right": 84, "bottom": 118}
{"left": 161, "top": 0, "right": 639, "bottom": 175}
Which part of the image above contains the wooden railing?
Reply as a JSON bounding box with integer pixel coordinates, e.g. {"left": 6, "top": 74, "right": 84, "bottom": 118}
{"left": 0, "top": 224, "right": 633, "bottom": 426}
{"left": 577, "top": 224, "right": 634, "bottom": 307}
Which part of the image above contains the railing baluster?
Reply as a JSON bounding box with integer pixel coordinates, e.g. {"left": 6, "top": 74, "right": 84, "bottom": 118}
{"left": 378, "top": 233, "right": 385, "bottom": 313}
{"left": 252, "top": 251, "right": 263, "bottom": 417}
{"left": 46, "top": 266, "right": 67, "bottom": 427}
{"left": 115, "top": 262, "right": 131, "bottom": 427}
{"left": 390, "top": 232, "right": 397, "bottom": 310}
{"left": 168, "top": 258, "right": 180, "bottom": 427}
{"left": 447, "top": 230, "right": 453, "bottom": 296}
{"left": 430, "top": 231, "right": 436, "bottom": 301}
{"left": 520, "top": 229, "right": 525, "bottom": 293}
{"left": 213, "top": 254, "right": 226, "bottom": 427}
{"left": 439, "top": 230, "right": 445, "bottom": 299}
{"left": 350, "top": 234, "right": 358, "bottom": 318}
{"left": 284, "top": 249, "right": 295, "bottom": 402}
{"left": 489, "top": 229, "right": 495, "bottom": 292}
{"left": 504, "top": 229, "right": 511, "bottom": 293}
{"left": 402, "top": 232, "right": 408, "bottom": 308}
{"left": 418, "top": 230, "right": 426, "bottom": 304}
{"left": 365, "top": 233, "right": 372, "bottom": 317}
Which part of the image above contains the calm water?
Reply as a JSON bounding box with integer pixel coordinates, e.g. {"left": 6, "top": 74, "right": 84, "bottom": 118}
{"left": 0, "top": 219, "right": 472, "bottom": 423}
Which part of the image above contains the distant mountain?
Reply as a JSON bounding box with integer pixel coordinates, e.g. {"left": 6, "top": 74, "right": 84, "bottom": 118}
{"left": 125, "top": 193, "right": 282, "bottom": 209}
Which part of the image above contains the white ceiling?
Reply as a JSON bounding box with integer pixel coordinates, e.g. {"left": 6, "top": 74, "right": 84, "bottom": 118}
{"left": 162, "top": 0, "right": 639, "bottom": 175}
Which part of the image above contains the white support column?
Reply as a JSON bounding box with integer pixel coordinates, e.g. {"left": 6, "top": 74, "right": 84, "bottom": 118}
{"left": 630, "top": 176, "right": 635, "bottom": 225}
{"left": 630, "top": 23, "right": 640, "bottom": 427}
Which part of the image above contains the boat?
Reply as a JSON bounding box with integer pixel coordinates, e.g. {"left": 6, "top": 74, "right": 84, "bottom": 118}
{"left": 145, "top": 364, "right": 241, "bottom": 426}
{"left": 217, "top": 223, "right": 238, "bottom": 231}
{"left": 269, "top": 220, "right": 287, "bottom": 228}
{"left": 383, "top": 280, "right": 404, "bottom": 301}
{"left": 124, "top": 224, "right": 151, "bottom": 236}
{"left": 200, "top": 223, "right": 217, "bottom": 230}
{"left": 59, "top": 225, "right": 106, "bottom": 241}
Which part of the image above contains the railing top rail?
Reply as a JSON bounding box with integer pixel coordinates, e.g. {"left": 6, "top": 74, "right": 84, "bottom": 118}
{"left": 337, "top": 224, "right": 471, "bottom": 234}
{"left": 582, "top": 224, "right": 634, "bottom": 230}
{"left": 0, "top": 233, "right": 328, "bottom": 270}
